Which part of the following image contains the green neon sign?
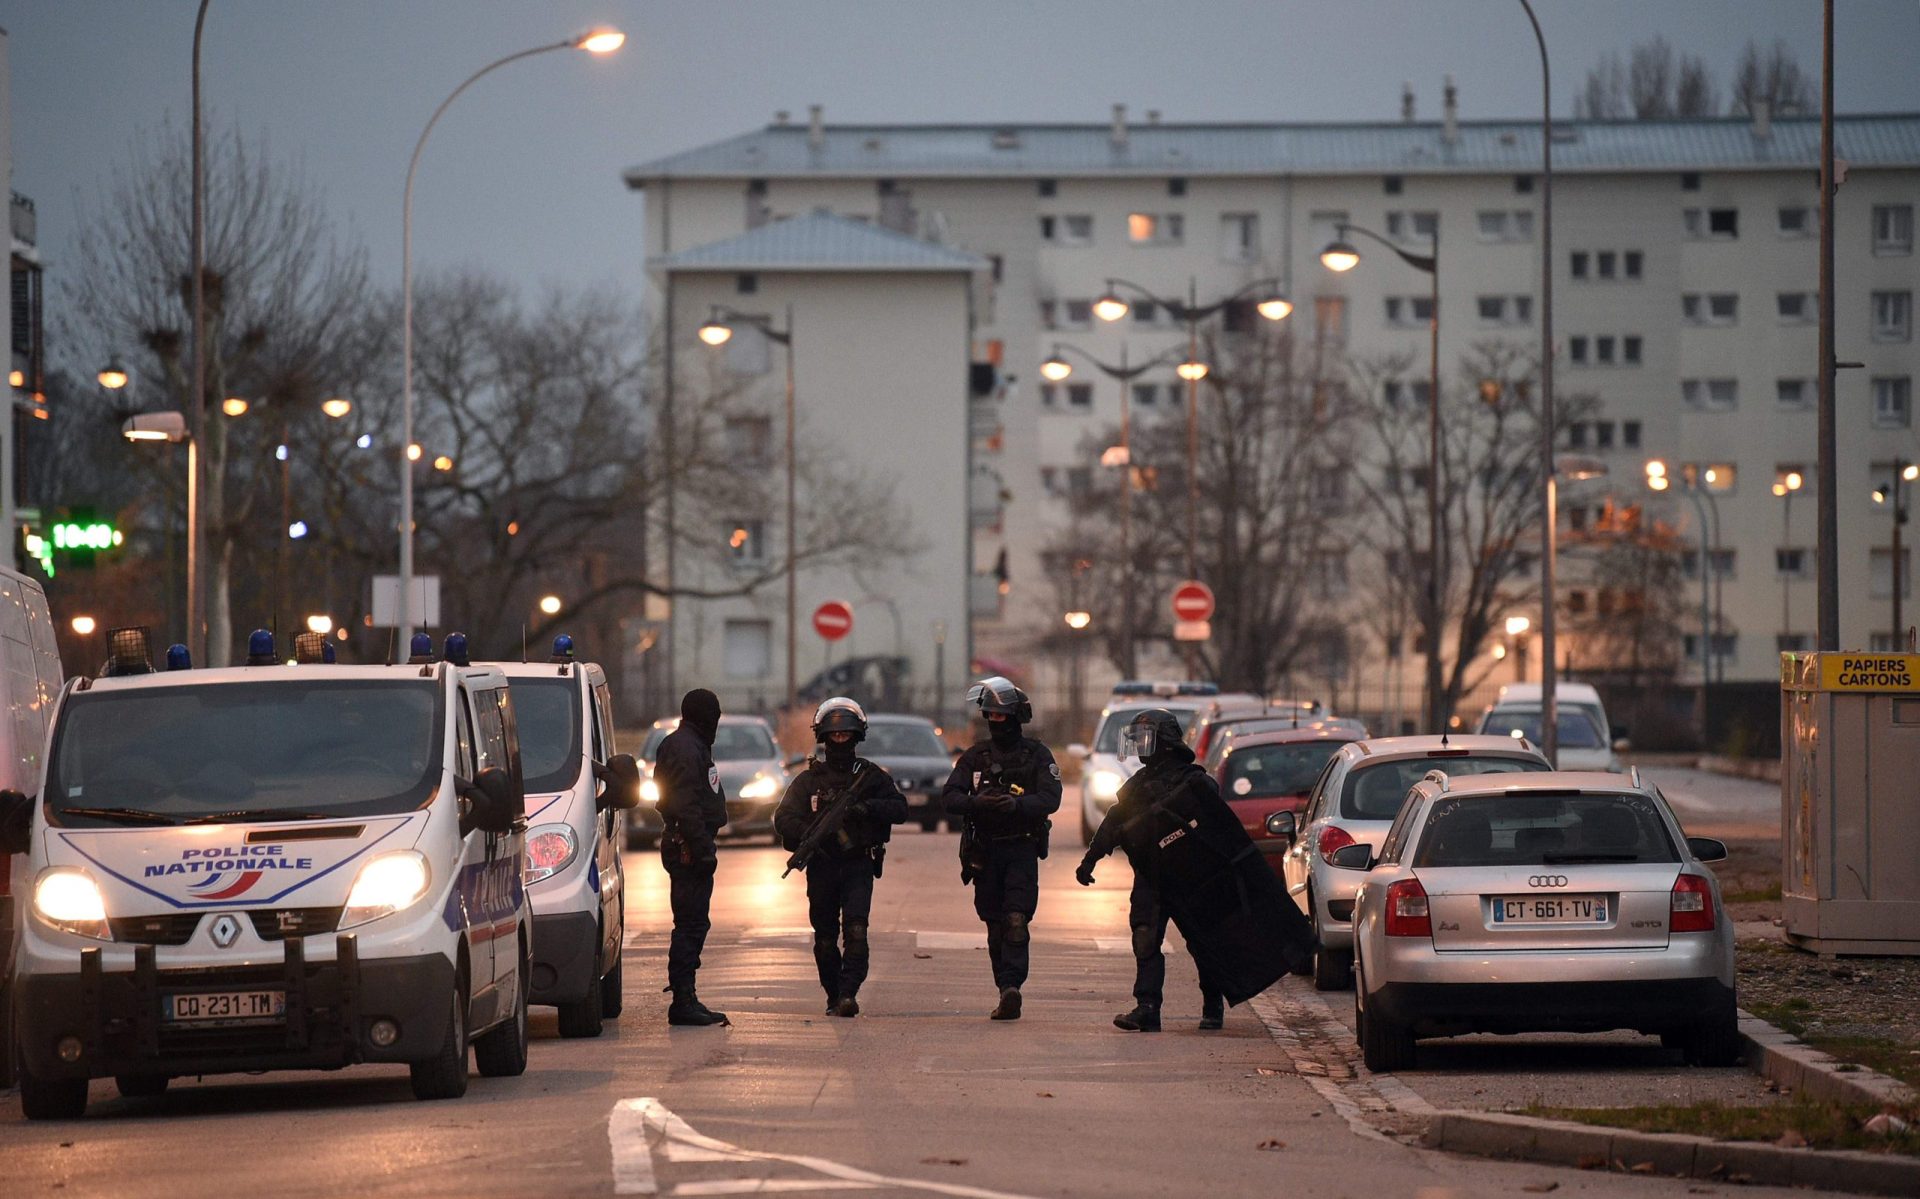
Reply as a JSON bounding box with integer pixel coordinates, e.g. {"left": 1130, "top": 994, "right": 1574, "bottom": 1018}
{"left": 50, "top": 521, "right": 123, "bottom": 552}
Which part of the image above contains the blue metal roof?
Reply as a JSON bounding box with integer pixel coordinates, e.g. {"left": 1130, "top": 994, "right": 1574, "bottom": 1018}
{"left": 625, "top": 115, "right": 1920, "bottom": 182}
{"left": 651, "top": 209, "right": 986, "bottom": 273}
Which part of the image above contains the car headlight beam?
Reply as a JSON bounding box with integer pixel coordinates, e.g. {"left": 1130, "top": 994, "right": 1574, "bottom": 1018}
{"left": 737, "top": 774, "right": 779, "bottom": 801}
{"left": 340, "top": 850, "right": 432, "bottom": 929}
{"left": 1089, "top": 769, "right": 1123, "bottom": 800}
{"left": 639, "top": 777, "right": 660, "bottom": 804}
{"left": 33, "top": 868, "right": 112, "bottom": 940}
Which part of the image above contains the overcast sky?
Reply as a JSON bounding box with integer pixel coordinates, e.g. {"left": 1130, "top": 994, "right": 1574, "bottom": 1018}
{"left": 5, "top": 0, "right": 1918, "bottom": 343}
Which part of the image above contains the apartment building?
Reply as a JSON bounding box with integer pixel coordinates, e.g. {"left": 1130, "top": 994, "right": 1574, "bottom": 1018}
{"left": 626, "top": 103, "right": 1920, "bottom": 702}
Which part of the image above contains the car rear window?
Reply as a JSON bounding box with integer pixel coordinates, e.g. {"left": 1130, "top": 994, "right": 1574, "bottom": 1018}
{"left": 1411, "top": 792, "right": 1679, "bottom": 868}
{"left": 1340, "top": 755, "right": 1549, "bottom": 821}
{"left": 1223, "top": 740, "right": 1345, "bottom": 798}
{"left": 1478, "top": 708, "right": 1607, "bottom": 749}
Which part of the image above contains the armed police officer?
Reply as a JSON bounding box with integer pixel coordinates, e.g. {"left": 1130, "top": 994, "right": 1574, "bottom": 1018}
{"left": 775, "top": 698, "right": 907, "bottom": 1017}
{"left": 942, "top": 676, "right": 1062, "bottom": 1020}
{"left": 1077, "top": 708, "right": 1313, "bottom": 1030}
{"left": 653, "top": 688, "right": 731, "bottom": 1027}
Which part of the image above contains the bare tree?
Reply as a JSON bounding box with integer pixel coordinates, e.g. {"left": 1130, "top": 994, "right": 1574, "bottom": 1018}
{"left": 1574, "top": 52, "right": 1630, "bottom": 119}
{"left": 1576, "top": 38, "right": 1719, "bottom": 119}
{"left": 1560, "top": 500, "right": 1688, "bottom": 689}
{"left": 1731, "top": 38, "right": 1814, "bottom": 117}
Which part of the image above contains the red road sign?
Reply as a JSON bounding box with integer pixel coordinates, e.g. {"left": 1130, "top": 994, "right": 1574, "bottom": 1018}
{"left": 1171, "top": 580, "right": 1215, "bottom": 623}
{"left": 812, "top": 600, "right": 854, "bottom": 642}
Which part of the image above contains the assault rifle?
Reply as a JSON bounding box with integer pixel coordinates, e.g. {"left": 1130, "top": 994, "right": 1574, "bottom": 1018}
{"left": 782, "top": 779, "right": 863, "bottom": 877}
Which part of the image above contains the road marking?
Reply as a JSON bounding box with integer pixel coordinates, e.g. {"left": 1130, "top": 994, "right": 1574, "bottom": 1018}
{"left": 915, "top": 930, "right": 987, "bottom": 950}
{"left": 609, "top": 1097, "right": 1045, "bottom": 1199}
{"left": 1091, "top": 936, "right": 1180, "bottom": 955}
{"left": 741, "top": 926, "right": 815, "bottom": 942}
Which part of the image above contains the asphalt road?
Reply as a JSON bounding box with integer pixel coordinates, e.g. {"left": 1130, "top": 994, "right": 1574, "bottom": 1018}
{"left": 0, "top": 816, "right": 1845, "bottom": 1198}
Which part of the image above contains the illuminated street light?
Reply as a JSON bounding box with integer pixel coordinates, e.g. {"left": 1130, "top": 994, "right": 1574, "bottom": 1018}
{"left": 576, "top": 28, "right": 626, "bottom": 53}
{"left": 71, "top": 615, "right": 97, "bottom": 636}
{"left": 539, "top": 594, "right": 563, "bottom": 616}
{"left": 221, "top": 396, "right": 249, "bottom": 417}
{"left": 1091, "top": 293, "right": 1130, "bottom": 323}
{"left": 122, "top": 411, "right": 189, "bottom": 443}
{"left": 1039, "top": 356, "right": 1073, "bottom": 382}
{"left": 1256, "top": 295, "right": 1295, "bottom": 322}
{"left": 321, "top": 397, "right": 352, "bottom": 419}
{"left": 356, "top": 434, "right": 373, "bottom": 450}
{"left": 433, "top": 455, "right": 454, "bottom": 472}
{"left": 1063, "top": 610, "right": 1092, "bottom": 630}
{"left": 287, "top": 520, "right": 309, "bottom": 540}
{"left": 697, "top": 320, "right": 734, "bottom": 346}
{"left": 407, "top": 443, "right": 423, "bottom": 462}
{"left": 1505, "top": 615, "right": 1532, "bottom": 637}
{"left": 1175, "top": 360, "right": 1209, "bottom": 382}
{"left": 1319, "top": 240, "right": 1362, "bottom": 272}
{"left": 306, "top": 614, "right": 334, "bottom": 635}
{"left": 97, "top": 362, "right": 129, "bottom": 390}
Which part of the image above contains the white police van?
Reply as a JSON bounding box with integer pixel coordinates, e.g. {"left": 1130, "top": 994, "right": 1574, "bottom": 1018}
{"left": 0, "top": 628, "right": 532, "bottom": 1118}
{"left": 494, "top": 636, "right": 638, "bottom": 1038}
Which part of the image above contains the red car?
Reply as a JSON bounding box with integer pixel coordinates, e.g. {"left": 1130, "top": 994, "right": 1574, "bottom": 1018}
{"left": 1214, "top": 725, "right": 1361, "bottom": 875}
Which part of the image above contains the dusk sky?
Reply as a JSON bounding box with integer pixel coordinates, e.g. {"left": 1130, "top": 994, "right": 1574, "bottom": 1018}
{"left": 5, "top": 0, "right": 1918, "bottom": 361}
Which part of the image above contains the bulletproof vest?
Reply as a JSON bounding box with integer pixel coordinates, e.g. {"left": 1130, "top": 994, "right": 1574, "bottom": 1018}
{"left": 804, "top": 758, "right": 881, "bottom": 854}
{"left": 969, "top": 739, "right": 1046, "bottom": 837}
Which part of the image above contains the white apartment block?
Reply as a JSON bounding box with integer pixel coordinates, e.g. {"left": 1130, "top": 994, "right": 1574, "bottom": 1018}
{"left": 626, "top": 104, "right": 1920, "bottom": 709}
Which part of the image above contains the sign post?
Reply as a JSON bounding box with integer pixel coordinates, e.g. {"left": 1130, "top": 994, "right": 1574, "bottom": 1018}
{"left": 1171, "top": 580, "right": 1214, "bottom": 643}
{"left": 812, "top": 600, "right": 854, "bottom": 642}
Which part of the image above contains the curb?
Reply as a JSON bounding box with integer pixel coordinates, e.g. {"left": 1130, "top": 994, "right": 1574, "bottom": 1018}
{"left": 1740, "top": 1011, "right": 1919, "bottom": 1108}
{"left": 1424, "top": 1110, "right": 1920, "bottom": 1197}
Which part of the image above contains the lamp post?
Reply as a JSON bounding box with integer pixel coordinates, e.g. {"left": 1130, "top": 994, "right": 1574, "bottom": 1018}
{"left": 1871, "top": 461, "right": 1917, "bottom": 644}
{"left": 1504, "top": 614, "right": 1533, "bottom": 683}
{"left": 699, "top": 305, "right": 798, "bottom": 714}
{"left": 1089, "top": 277, "right": 1292, "bottom": 579}
{"left": 187, "top": 0, "right": 211, "bottom": 664}
{"left": 1647, "top": 459, "right": 1717, "bottom": 739}
{"left": 1040, "top": 341, "right": 1186, "bottom": 677}
{"left": 1322, "top": 222, "right": 1443, "bottom": 731}
{"left": 398, "top": 28, "right": 625, "bottom": 656}
{"left": 1773, "top": 470, "right": 1805, "bottom": 646}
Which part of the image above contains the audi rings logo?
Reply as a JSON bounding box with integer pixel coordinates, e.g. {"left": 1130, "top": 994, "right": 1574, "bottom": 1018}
{"left": 1528, "top": 874, "right": 1570, "bottom": 888}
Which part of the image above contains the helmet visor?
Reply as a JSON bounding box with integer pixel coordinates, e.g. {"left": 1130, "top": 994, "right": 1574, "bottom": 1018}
{"left": 1117, "top": 722, "right": 1159, "bottom": 761}
{"left": 966, "top": 676, "right": 1021, "bottom": 713}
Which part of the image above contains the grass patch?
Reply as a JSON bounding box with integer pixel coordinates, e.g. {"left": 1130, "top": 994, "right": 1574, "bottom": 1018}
{"left": 1724, "top": 882, "right": 1783, "bottom": 904}
{"left": 1530, "top": 1100, "right": 1920, "bottom": 1157}
{"left": 1746, "top": 1000, "right": 1920, "bottom": 1090}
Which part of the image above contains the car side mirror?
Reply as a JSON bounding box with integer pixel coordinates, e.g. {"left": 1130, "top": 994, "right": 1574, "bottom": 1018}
{"left": 594, "top": 754, "right": 642, "bottom": 811}
{"left": 1265, "top": 811, "right": 1297, "bottom": 842}
{"left": 459, "top": 767, "right": 518, "bottom": 836}
{"left": 0, "top": 788, "right": 32, "bottom": 856}
{"left": 1686, "top": 835, "right": 1728, "bottom": 863}
{"left": 1067, "top": 743, "right": 1089, "bottom": 760}
{"left": 1329, "top": 843, "right": 1375, "bottom": 871}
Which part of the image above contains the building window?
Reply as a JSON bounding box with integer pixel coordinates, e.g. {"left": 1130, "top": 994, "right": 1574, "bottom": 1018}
{"left": 1681, "top": 172, "right": 1701, "bottom": 191}
{"left": 1040, "top": 214, "right": 1094, "bottom": 245}
{"left": 1127, "top": 213, "right": 1184, "bottom": 245}
{"left": 1385, "top": 296, "right": 1434, "bottom": 327}
{"left": 1167, "top": 177, "right": 1188, "bottom": 197}
{"left": 1872, "top": 291, "right": 1913, "bottom": 342}
{"left": 1066, "top": 383, "right": 1094, "bottom": 409}
{"left": 1569, "top": 251, "right": 1588, "bottom": 279}
{"left": 1597, "top": 250, "right": 1618, "bottom": 279}
{"left": 1382, "top": 379, "right": 1433, "bottom": 410}
{"left": 1623, "top": 335, "right": 1643, "bottom": 365}
{"left": 1873, "top": 377, "right": 1913, "bottom": 429}
{"left": 1682, "top": 292, "right": 1739, "bottom": 325}
{"left": 1777, "top": 292, "right": 1814, "bottom": 324}
{"left": 1777, "top": 633, "right": 1812, "bottom": 653}
{"left": 1062, "top": 299, "right": 1093, "bottom": 328}
{"left": 1569, "top": 336, "right": 1588, "bottom": 365}
{"left": 1873, "top": 204, "right": 1914, "bottom": 255}
{"left": 1383, "top": 175, "right": 1404, "bottom": 195}
{"left": 1776, "top": 548, "right": 1809, "bottom": 578}
{"left": 1682, "top": 548, "right": 1737, "bottom": 580}
{"left": 1624, "top": 250, "right": 1643, "bottom": 278}
{"left": 1385, "top": 211, "right": 1438, "bottom": 243}
{"left": 1595, "top": 336, "right": 1617, "bottom": 366}
{"left": 724, "top": 519, "right": 767, "bottom": 564}
{"left": 1594, "top": 420, "right": 1616, "bottom": 449}
{"left": 1777, "top": 378, "right": 1811, "bottom": 410}
{"left": 723, "top": 619, "right": 773, "bottom": 680}
{"left": 1871, "top": 548, "right": 1912, "bottom": 600}
{"left": 1778, "top": 206, "right": 1812, "bottom": 237}
{"left": 1132, "top": 383, "right": 1159, "bottom": 406}
{"left": 724, "top": 416, "right": 772, "bottom": 465}
{"left": 1681, "top": 379, "right": 1739, "bottom": 412}
{"left": 1036, "top": 179, "right": 1057, "bottom": 198}
{"left": 1219, "top": 213, "right": 1259, "bottom": 262}
{"left": 1869, "top": 633, "right": 1909, "bottom": 652}
{"left": 1683, "top": 207, "right": 1739, "bottom": 239}
{"left": 1475, "top": 210, "right": 1534, "bottom": 242}
{"left": 1515, "top": 174, "right": 1535, "bottom": 194}
{"left": 1683, "top": 633, "right": 1739, "bottom": 662}
{"left": 1475, "top": 295, "right": 1531, "bottom": 325}
{"left": 1623, "top": 420, "right": 1642, "bottom": 448}
{"left": 735, "top": 273, "right": 759, "bottom": 295}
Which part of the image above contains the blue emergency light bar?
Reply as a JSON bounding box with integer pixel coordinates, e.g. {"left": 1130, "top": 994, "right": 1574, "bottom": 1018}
{"left": 550, "top": 634, "right": 575, "bottom": 663}
{"left": 165, "top": 644, "right": 192, "bottom": 671}
{"left": 444, "top": 632, "right": 470, "bottom": 666}
{"left": 245, "top": 629, "right": 276, "bottom": 666}
{"left": 407, "top": 632, "right": 434, "bottom": 665}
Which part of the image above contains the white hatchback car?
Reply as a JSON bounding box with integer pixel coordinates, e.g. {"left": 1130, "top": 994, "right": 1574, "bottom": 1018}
{"left": 1069, "top": 698, "right": 1216, "bottom": 844}
{"left": 1278, "top": 735, "right": 1550, "bottom": 991}
{"left": 1340, "top": 770, "right": 1739, "bottom": 1072}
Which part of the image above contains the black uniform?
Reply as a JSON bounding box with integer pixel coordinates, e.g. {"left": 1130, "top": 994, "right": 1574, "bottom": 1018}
{"left": 1082, "top": 753, "right": 1225, "bottom": 1017}
{"left": 942, "top": 732, "right": 1063, "bottom": 991}
{"left": 774, "top": 754, "right": 907, "bottom": 1006}
{"left": 654, "top": 692, "right": 728, "bottom": 1005}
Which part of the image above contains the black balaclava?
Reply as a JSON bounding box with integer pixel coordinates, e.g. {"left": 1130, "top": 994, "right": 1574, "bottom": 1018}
{"left": 988, "top": 714, "right": 1022, "bottom": 749}
{"left": 681, "top": 689, "right": 721, "bottom": 746}
{"left": 822, "top": 733, "right": 858, "bottom": 772}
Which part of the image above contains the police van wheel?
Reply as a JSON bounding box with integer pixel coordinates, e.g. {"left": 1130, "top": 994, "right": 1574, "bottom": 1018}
{"left": 115, "top": 1073, "right": 169, "bottom": 1099}
{"left": 18, "top": 1059, "right": 89, "bottom": 1120}
{"left": 557, "top": 974, "right": 605, "bottom": 1039}
{"left": 410, "top": 982, "right": 470, "bottom": 1100}
{"left": 476, "top": 942, "right": 533, "bottom": 1075}
{"left": 600, "top": 950, "right": 626, "bottom": 1019}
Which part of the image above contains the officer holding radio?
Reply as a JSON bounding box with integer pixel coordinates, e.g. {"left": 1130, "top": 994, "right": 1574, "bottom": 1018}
{"left": 942, "top": 677, "right": 1062, "bottom": 1020}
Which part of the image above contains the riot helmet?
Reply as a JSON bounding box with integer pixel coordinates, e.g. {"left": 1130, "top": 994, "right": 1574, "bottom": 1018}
{"left": 812, "top": 696, "right": 869, "bottom": 743}
{"left": 1118, "top": 708, "right": 1187, "bottom": 763}
{"left": 965, "top": 675, "right": 1033, "bottom": 723}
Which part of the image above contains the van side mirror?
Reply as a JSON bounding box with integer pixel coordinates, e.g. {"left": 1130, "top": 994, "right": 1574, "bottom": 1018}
{"left": 595, "top": 754, "right": 642, "bottom": 811}
{"left": 1686, "top": 835, "right": 1728, "bottom": 863}
{"left": 1328, "top": 843, "right": 1375, "bottom": 871}
{"left": 459, "top": 767, "right": 518, "bottom": 836}
{"left": 1265, "top": 811, "right": 1297, "bottom": 842}
{"left": 0, "top": 789, "right": 32, "bottom": 856}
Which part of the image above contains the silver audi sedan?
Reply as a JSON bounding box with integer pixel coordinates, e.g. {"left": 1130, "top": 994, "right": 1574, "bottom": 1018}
{"left": 1277, "top": 735, "right": 1550, "bottom": 991}
{"left": 1340, "top": 770, "right": 1739, "bottom": 1072}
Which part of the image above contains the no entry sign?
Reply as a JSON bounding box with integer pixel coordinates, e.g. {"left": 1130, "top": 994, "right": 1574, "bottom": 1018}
{"left": 1171, "top": 580, "right": 1215, "bottom": 623}
{"left": 812, "top": 600, "right": 854, "bottom": 642}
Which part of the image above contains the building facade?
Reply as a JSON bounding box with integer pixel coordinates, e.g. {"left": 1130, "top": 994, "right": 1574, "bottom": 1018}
{"left": 626, "top": 104, "right": 1920, "bottom": 717}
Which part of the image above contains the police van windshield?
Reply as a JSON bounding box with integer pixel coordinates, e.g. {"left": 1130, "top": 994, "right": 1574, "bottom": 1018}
{"left": 1094, "top": 708, "right": 1198, "bottom": 753}
{"left": 1340, "top": 755, "right": 1550, "bottom": 821}
{"left": 509, "top": 677, "right": 582, "bottom": 793}
{"left": 46, "top": 679, "right": 445, "bottom": 826}
{"left": 1411, "top": 793, "right": 1679, "bottom": 868}
{"left": 863, "top": 722, "right": 947, "bottom": 757}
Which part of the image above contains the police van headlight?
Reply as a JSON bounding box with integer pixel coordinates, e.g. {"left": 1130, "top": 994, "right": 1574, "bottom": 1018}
{"left": 523, "top": 824, "right": 579, "bottom": 885}
{"left": 340, "top": 851, "right": 431, "bottom": 929}
{"left": 639, "top": 778, "right": 660, "bottom": 804}
{"left": 737, "top": 774, "right": 778, "bottom": 801}
{"left": 1089, "top": 770, "right": 1123, "bottom": 800}
{"left": 33, "top": 868, "right": 112, "bottom": 940}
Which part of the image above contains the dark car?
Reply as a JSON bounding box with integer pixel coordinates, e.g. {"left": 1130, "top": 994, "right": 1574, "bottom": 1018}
{"left": 626, "top": 714, "right": 788, "bottom": 849}
{"left": 859, "top": 714, "right": 955, "bottom": 831}
{"left": 1215, "top": 725, "right": 1362, "bottom": 876}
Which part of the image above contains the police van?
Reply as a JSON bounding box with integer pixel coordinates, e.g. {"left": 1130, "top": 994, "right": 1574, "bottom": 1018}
{"left": 0, "top": 628, "right": 532, "bottom": 1118}
{"left": 495, "top": 637, "right": 639, "bottom": 1039}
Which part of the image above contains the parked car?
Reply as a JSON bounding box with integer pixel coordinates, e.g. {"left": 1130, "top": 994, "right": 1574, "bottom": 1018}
{"left": 627, "top": 714, "right": 787, "bottom": 849}
{"left": 1214, "top": 725, "right": 1361, "bottom": 876}
{"left": 1476, "top": 706, "right": 1621, "bottom": 771}
{"left": 1188, "top": 699, "right": 1328, "bottom": 764}
{"left": 1339, "top": 769, "right": 1739, "bottom": 1072}
{"left": 1200, "top": 715, "right": 1368, "bottom": 776}
{"left": 1488, "top": 681, "right": 1618, "bottom": 744}
{"left": 859, "top": 713, "right": 955, "bottom": 831}
{"left": 1277, "top": 735, "right": 1551, "bottom": 991}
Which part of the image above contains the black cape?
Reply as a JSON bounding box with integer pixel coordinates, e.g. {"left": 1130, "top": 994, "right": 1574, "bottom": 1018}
{"left": 1108, "top": 757, "right": 1313, "bottom": 1005}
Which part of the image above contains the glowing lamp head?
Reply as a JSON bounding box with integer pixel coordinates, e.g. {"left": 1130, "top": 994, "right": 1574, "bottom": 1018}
{"left": 97, "top": 363, "right": 130, "bottom": 390}
{"left": 221, "top": 396, "right": 250, "bottom": 417}
{"left": 321, "top": 397, "right": 352, "bottom": 419}
{"left": 70, "top": 615, "right": 97, "bottom": 637}
{"left": 1505, "top": 615, "right": 1532, "bottom": 637}
{"left": 407, "top": 443, "right": 423, "bottom": 462}
{"left": 1039, "top": 357, "right": 1073, "bottom": 382}
{"left": 1091, "top": 293, "right": 1130, "bottom": 323}
{"left": 1786, "top": 471, "right": 1804, "bottom": 491}
{"left": 1063, "top": 611, "right": 1091, "bottom": 630}
{"left": 1644, "top": 459, "right": 1668, "bottom": 481}
{"left": 1320, "top": 240, "right": 1361, "bottom": 272}
{"left": 305, "top": 614, "right": 333, "bottom": 635}
{"left": 1875, "top": 487, "right": 1890, "bottom": 504}
{"left": 355, "top": 434, "right": 373, "bottom": 450}
{"left": 1256, "top": 295, "right": 1294, "bottom": 322}
{"left": 576, "top": 28, "right": 625, "bottom": 53}
{"left": 433, "top": 455, "right": 454, "bottom": 472}
{"left": 697, "top": 321, "right": 733, "bottom": 346}
{"left": 1772, "top": 483, "right": 1787, "bottom": 497}
{"left": 443, "top": 632, "right": 471, "bottom": 667}
{"left": 539, "top": 595, "right": 563, "bottom": 616}
{"left": 1905, "top": 465, "right": 1919, "bottom": 483}
{"left": 1176, "top": 361, "right": 1210, "bottom": 382}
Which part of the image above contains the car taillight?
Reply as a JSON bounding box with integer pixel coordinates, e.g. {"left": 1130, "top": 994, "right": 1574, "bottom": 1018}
{"left": 1318, "top": 824, "right": 1356, "bottom": 864}
{"left": 1670, "top": 873, "right": 1716, "bottom": 933}
{"left": 1384, "top": 878, "right": 1431, "bottom": 938}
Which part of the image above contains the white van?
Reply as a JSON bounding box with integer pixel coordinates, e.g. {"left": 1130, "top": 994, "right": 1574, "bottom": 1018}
{"left": 0, "top": 629, "right": 531, "bottom": 1119}
{"left": 1068, "top": 685, "right": 1260, "bottom": 844}
{"left": 494, "top": 637, "right": 639, "bottom": 1039}
{"left": 0, "top": 565, "right": 64, "bottom": 1088}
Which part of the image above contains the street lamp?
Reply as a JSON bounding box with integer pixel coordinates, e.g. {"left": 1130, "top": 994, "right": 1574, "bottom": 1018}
{"left": 71, "top": 615, "right": 97, "bottom": 637}
{"left": 398, "top": 27, "right": 626, "bottom": 659}
{"left": 1504, "top": 614, "right": 1533, "bottom": 682}
{"left": 1773, "top": 470, "right": 1805, "bottom": 645}
{"left": 320, "top": 397, "right": 352, "bottom": 419}
{"left": 122, "top": 412, "right": 189, "bottom": 443}
{"left": 700, "top": 304, "right": 799, "bottom": 714}
{"left": 1871, "top": 461, "right": 1918, "bottom": 642}
{"left": 221, "top": 396, "right": 249, "bottom": 417}
{"left": 96, "top": 362, "right": 129, "bottom": 390}
{"left": 306, "top": 613, "right": 333, "bottom": 635}
{"left": 539, "top": 594, "right": 563, "bottom": 616}
{"left": 1322, "top": 221, "right": 1443, "bottom": 732}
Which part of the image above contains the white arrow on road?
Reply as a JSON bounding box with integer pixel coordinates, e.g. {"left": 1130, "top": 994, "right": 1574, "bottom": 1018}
{"left": 609, "top": 1097, "right": 1044, "bottom": 1198}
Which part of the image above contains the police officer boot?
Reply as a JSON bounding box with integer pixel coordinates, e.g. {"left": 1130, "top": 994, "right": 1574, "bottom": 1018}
{"left": 1113, "top": 1003, "right": 1161, "bottom": 1032}
{"left": 834, "top": 995, "right": 860, "bottom": 1018}
{"left": 666, "top": 988, "right": 729, "bottom": 1027}
{"left": 1198, "top": 997, "right": 1225, "bottom": 1031}
{"left": 990, "top": 987, "right": 1023, "bottom": 1021}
